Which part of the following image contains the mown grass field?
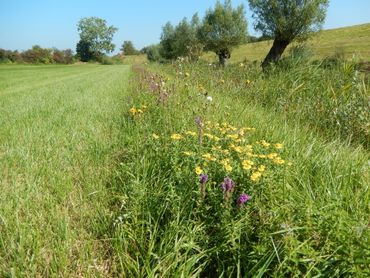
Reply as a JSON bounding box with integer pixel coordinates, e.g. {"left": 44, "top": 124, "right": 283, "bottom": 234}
{"left": 0, "top": 64, "right": 130, "bottom": 276}
{"left": 203, "top": 23, "right": 370, "bottom": 62}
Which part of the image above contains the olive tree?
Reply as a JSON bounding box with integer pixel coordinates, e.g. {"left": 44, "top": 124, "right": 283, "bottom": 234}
{"left": 198, "top": 0, "right": 248, "bottom": 66}
{"left": 248, "top": 0, "right": 329, "bottom": 69}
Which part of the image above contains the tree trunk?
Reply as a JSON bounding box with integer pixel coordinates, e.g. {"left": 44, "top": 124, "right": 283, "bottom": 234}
{"left": 218, "top": 49, "right": 231, "bottom": 67}
{"left": 261, "top": 39, "right": 290, "bottom": 70}
{"left": 219, "top": 54, "right": 227, "bottom": 67}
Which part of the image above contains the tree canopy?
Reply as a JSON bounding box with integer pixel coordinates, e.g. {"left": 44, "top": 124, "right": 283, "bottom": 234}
{"left": 121, "top": 41, "right": 139, "bottom": 55}
{"left": 248, "top": 0, "right": 329, "bottom": 68}
{"left": 198, "top": 0, "right": 248, "bottom": 65}
{"left": 159, "top": 16, "right": 203, "bottom": 62}
{"left": 77, "top": 17, "right": 117, "bottom": 60}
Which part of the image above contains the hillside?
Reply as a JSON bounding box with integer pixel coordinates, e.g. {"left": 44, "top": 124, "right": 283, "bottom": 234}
{"left": 202, "top": 23, "right": 370, "bottom": 63}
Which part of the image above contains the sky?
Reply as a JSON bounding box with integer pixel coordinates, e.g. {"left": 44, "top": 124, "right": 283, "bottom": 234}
{"left": 1, "top": 0, "right": 369, "bottom": 54}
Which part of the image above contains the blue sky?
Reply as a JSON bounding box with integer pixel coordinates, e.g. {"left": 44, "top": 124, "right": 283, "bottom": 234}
{"left": 1, "top": 0, "right": 369, "bottom": 53}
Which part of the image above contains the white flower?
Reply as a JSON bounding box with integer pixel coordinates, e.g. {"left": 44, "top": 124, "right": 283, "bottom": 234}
{"left": 207, "top": 96, "right": 213, "bottom": 102}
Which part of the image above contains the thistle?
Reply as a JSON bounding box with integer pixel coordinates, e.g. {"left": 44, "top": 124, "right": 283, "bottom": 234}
{"left": 199, "top": 173, "right": 209, "bottom": 198}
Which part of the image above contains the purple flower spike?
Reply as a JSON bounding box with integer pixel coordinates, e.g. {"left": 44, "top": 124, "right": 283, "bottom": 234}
{"left": 221, "top": 177, "right": 235, "bottom": 192}
{"left": 199, "top": 173, "right": 209, "bottom": 185}
{"left": 238, "top": 193, "right": 251, "bottom": 206}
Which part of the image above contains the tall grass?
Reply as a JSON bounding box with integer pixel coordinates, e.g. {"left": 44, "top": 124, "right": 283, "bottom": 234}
{"left": 107, "top": 60, "right": 369, "bottom": 276}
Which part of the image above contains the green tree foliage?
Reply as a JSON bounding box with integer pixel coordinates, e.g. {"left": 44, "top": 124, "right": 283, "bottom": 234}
{"left": 159, "top": 22, "right": 176, "bottom": 60}
{"left": 76, "top": 39, "right": 94, "bottom": 62}
{"left": 0, "top": 47, "right": 73, "bottom": 64}
{"left": 121, "top": 40, "right": 139, "bottom": 55}
{"left": 52, "top": 48, "right": 74, "bottom": 64}
{"left": 21, "top": 45, "right": 53, "bottom": 64}
{"left": 198, "top": 0, "right": 248, "bottom": 66}
{"left": 77, "top": 17, "right": 118, "bottom": 60}
{"left": 146, "top": 44, "right": 162, "bottom": 62}
{"left": 159, "top": 15, "right": 203, "bottom": 61}
{"left": 248, "top": 0, "right": 329, "bottom": 68}
{"left": 0, "top": 49, "right": 22, "bottom": 63}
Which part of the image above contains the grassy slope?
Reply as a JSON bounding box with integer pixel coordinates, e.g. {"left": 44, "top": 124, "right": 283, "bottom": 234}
{"left": 0, "top": 64, "right": 129, "bottom": 276}
{"left": 108, "top": 63, "right": 369, "bottom": 276}
{"left": 202, "top": 23, "right": 370, "bottom": 63}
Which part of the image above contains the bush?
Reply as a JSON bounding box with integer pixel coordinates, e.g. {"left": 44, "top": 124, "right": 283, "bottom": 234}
{"left": 21, "top": 45, "right": 53, "bottom": 64}
{"left": 100, "top": 56, "right": 114, "bottom": 65}
{"left": 146, "top": 45, "right": 163, "bottom": 62}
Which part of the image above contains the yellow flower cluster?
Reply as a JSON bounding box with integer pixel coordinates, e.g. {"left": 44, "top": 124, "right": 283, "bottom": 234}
{"left": 162, "top": 121, "right": 287, "bottom": 183}
{"left": 171, "top": 133, "right": 183, "bottom": 140}
{"left": 129, "top": 105, "right": 147, "bottom": 116}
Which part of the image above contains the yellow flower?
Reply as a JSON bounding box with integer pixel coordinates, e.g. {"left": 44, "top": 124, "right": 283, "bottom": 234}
{"left": 260, "top": 140, "right": 270, "bottom": 147}
{"left": 213, "top": 136, "right": 220, "bottom": 142}
{"left": 246, "top": 79, "right": 251, "bottom": 84}
{"left": 183, "top": 151, "right": 194, "bottom": 156}
{"left": 195, "top": 166, "right": 203, "bottom": 175}
{"left": 227, "top": 134, "right": 239, "bottom": 140}
{"left": 250, "top": 171, "right": 262, "bottom": 182}
{"left": 185, "top": 131, "right": 197, "bottom": 136}
{"left": 220, "top": 79, "right": 225, "bottom": 84}
{"left": 129, "top": 107, "right": 137, "bottom": 115}
{"left": 267, "top": 153, "right": 278, "bottom": 159}
{"left": 274, "top": 143, "right": 284, "bottom": 149}
{"left": 239, "top": 63, "right": 244, "bottom": 67}
{"left": 244, "top": 145, "right": 253, "bottom": 151}
{"left": 221, "top": 149, "right": 230, "bottom": 155}
{"left": 152, "top": 133, "right": 160, "bottom": 140}
{"left": 258, "top": 165, "right": 266, "bottom": 172}
{"left": 224, "top": 164, "right": 233, "bottom": 172}
{"left": 220, "top": 158, "right": 230, "bottom": 165}
{"left": 171, "top": 133, "right": 183, "bottom": 140}
{"left": 242, "top": 160, "right": 254, "bottom": 170}
{"left": 274, "top": 158, "right": 285, "bottom": 165}
{"left": 258, "top": 154, "right": 267, "bottom": 159}
{"left": 232, "top": 145, "right": 243, "bottom": 153}
{"left": 202, "top": 153, "right": 216, "bottom": 161}
{"left": 185, "top": 72, "right": 190, "bottom": 77}
{"left": 212, "top": 146, "right": 222, "bottom": 151}
{"left": 204, "top": 133, "right": 215, "bottom": 140}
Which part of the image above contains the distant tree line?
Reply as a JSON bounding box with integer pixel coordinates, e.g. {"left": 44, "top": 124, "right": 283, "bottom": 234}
{"left": 0, "top": 45, "right": 74, "bottom": 64}
{"left": 145, "top": 0, "right": 329, "bottom": 69}
{"left": 146, "top": 0, "right": 248, "bottom": 66}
